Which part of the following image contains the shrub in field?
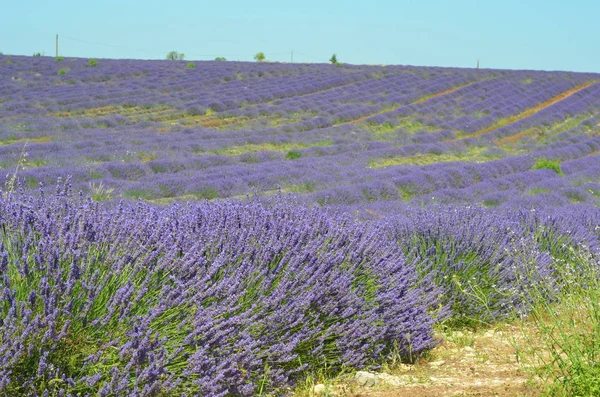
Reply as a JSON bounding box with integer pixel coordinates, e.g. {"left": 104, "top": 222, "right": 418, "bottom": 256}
{"left": 88, "top": 58, "right": 98, "bottom": 67}
{"left": 254, "top": 52, "right": 266, "bottom": 62}
{"left": 187, "top": 62, "right": 196, "bottom": 69}
{"left": 532, "top": 158, "right": 563, "bottom": 175}
{"left": 55, "top": 56, "right": 64, "bottom": 62}
{"left": 285, "top": 150, "right": 302, "bottom": 160}
{"left": 57, "top": 68, "right": 67, "bottom": 76}
{"left": 0, "top": 186, "right": 440, "bottom": 396}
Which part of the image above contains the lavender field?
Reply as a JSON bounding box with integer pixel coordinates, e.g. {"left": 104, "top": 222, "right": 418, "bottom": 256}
{"left": 1, "top": 55, "right": 600, "bottom": 396}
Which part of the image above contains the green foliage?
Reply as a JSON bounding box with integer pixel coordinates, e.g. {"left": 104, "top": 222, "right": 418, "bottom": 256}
{"left": 329, "top": 53, "right": 339, "bottom": 65}
{"left": 214, "top": 57, "right": 227, "bottom": 61}
{"left": 285, "top": 151, "right": 302, "bottom": 160}
{"left": 192, "top": 187, "right": 220, "bottom": 200}
{"left": 532, "top": 158, "right": 564, "bottom": 175}
{"left": 123, "top": 188, "right": 153, "bottom": 200}
{"left": 88, "top": 59, "right": 98, "bottom": 67}
{"left": 33, "top": 52, "right": 42, "bottom": 57}
{"left": 516, "top": 249, "right": 600, "bottom": 396}
{"left": 89, "top": 182, "right": 114, "bottom": 201}
{"left": 55, "top": 56, "right": 64, "bottom": 62}
{"left": 187, "top": 62, "right": 196, "bottom": 69}
{"left": 166, "top": 50, "right": 185, "bottom": 60}
{"left": 254, "top": 52, "right": 266, "bottom": 62}
{"left": 57, "top": 68, "right": 67, "bottom": 76}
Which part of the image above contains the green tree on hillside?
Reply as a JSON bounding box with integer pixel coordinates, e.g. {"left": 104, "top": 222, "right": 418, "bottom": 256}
{"left": 254, "top": 52, "right": 266, "bottom": 62}
{"left": 329, "top": 53, "right": 338, "bottom": 65}
{"left": 166, "top": 51, "right": 185, "bottom": 60}
{"left": 215, "top": 57, "right": 227, "bottom": 61}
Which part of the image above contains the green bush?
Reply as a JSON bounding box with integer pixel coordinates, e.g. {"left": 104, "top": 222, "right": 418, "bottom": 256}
{"left": 285, "top": 150, "right": 302, "bottom": 160}
{"left": 187, "top": 62, "right": 196, "bottom": 69}
{"left": 55, "top": 56, "right": 64, "bottom": 62}
{"left": 57, "top": 68, "right": 67, "bottom": 76}
{"left": 214, "top": 57, "right": 227, "bottom": 61}
{"left": 88, "top": 59, "right": 98, "bottom": 67}
{"left": 532, "top": 158, "right": 563, "bottom": 175}
{"left": 166, "top": 51, "right": 185, "bottom": 60}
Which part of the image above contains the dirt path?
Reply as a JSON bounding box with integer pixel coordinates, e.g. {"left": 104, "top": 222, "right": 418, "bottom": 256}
{"left": 317, "top": 324, "right": 542, "bottom": 397}
{"left": 340, "top": 79, "right": 489, "bottom": 126}
{"left": 460, "top": 80, "right": 598, "bottom": 140}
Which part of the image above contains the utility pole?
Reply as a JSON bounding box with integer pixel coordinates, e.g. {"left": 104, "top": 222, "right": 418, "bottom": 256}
{"left": 56, "top": 34, "right": 58, "bottom": 57}
{"left": 477, "top": 59, "right": 480, "bottom": 69}
{"left": 291, "top": 50, "right": 294, "bottom": 63}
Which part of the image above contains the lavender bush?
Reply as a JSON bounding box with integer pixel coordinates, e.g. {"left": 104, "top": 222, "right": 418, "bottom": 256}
{"left": 0, "top": 184, "right": 440, "bottom": 396}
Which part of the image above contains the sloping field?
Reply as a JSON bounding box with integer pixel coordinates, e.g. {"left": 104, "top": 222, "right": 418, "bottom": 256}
{"left": 1, "top": 55, "right": 599, "bottom": 209}
{"left": 1, "top": 55, "right": 600, "bottom": 396}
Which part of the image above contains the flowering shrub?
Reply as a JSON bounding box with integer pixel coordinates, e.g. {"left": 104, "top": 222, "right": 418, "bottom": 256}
{"left": 0, "top": 186, "right": 440, "bottom": 396}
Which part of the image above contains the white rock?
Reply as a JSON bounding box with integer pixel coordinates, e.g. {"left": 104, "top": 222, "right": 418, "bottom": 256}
{"left": 376, "top": 373, "right": 417, "bottom": 386}
{"left": 428, "top": 360, "right": 446, "bottom": 368}
{"left": 313, "top": 384, "right": 327, "bottom": 395}
{"left": 355, "top": 371, "right": 378, "bottom": 387}
{"left": 396, "top": 363, "right": 416, "bottom": 372}
{"left": 376, "top": 373, "right": 404, "bottom": 386}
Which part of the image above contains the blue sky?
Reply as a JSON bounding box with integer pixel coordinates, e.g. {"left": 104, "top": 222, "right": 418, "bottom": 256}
{"left": 2, "top": 0, "right": 598, "bottom": 72}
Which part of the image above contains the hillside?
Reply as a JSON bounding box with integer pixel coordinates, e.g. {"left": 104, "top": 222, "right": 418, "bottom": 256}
{"left": 1, "top": 55, "right": 599, "bottom": 210}
{"left": 1, "top": 56, "right": 600, "bottom": 396}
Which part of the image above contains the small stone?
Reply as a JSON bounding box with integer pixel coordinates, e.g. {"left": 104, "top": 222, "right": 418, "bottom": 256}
{"left": 463, "top": 346, "right": 475, "bottom": 352}
{"left": 313, "top": 384, "right": 327, "bottom": 395}
{"left": 377, "top": 372, "right": 418, "bottom": 386}
{"left": 376, "top": 373, "right": 403, "bottom": 386}
{"left": 428, "top": 360, "right": 446, "bottom": 368}
{"left": 355, "top": 371, "right": 378, "bottom": 387}
{"left": 396, "top": 363, "right": 416, "bottom": 372}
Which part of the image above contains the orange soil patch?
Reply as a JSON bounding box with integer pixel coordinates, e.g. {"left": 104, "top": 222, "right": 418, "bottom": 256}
{"left": 497, "top": 127, "right": 544, "bottom": 148}
{"left": 1, "top": 136, "right": 53, "bottom": 146}
{"left": 584, "top": 150, "right": 600, "bottom": 157}
{"left": 198, "top": 116, "right": 249, "bottom": 128}
{"left": 462, "top": 81, "right": 598, "bottom": 139}
{"left": 413, "top": 84, "right": 471, "bottom": 104}
{"left": 51, "top": 106, "right": 121, "bottom": 118}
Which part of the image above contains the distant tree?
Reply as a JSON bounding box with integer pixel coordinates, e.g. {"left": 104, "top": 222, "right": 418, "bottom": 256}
{"left": 166, "top": 51, "right": 185, "bottom": 61}
{"left": 214, "top": 57, "right": 227, "bottom": 61}
{"left": 329, "top": 54, "right": 338, "bottom": 64}
{"left": 33, "top": 52, "right": 42, "bottom": 57}
{"left": 88, "top": 59, "right": 98, "bottom": 67}
{"left": 254, "top": 52, "right": 266, "bottom": 62}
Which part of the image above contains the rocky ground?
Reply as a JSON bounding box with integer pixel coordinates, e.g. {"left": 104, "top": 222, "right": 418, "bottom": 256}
{"left": 307, "top": 323, "right": 544, "bottom": 397}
